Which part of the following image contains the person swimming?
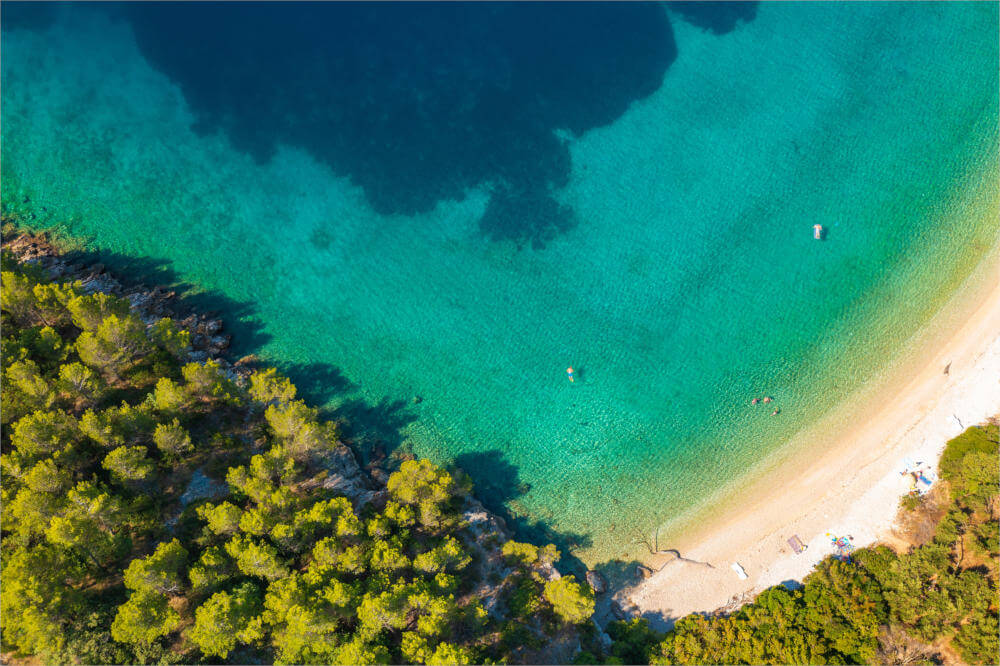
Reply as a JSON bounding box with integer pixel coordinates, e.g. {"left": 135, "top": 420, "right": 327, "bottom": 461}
{"left": 762, "top": 396, "right": 772, "bottom": 404}
{"left": 751, "top": 397, "right": 760, "bottom": 405}
{"left": 566, "top": 367, "right": 575, "bottom": 382}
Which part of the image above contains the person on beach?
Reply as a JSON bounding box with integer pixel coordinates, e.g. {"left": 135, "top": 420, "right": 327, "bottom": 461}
{"left": 567, "top": 367, "right": 575, "bottom": 382}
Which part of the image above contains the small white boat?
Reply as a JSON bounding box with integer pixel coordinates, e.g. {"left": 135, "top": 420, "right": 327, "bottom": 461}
{"left": 731, "top": 562, "right": 749, "bottom": 580}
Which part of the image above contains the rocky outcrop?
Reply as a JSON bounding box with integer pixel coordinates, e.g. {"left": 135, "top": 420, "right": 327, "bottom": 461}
{"left": 318, "top": 444, "right": 384, "bottom": 509}
{"left": 460, "top": 500, "right": 517, "bottom": 618}
{"left": 4, "top": 229, "right": 588, "bottom": 657}
{"left": 611, "top": 597, "right": 641, "bottom": 620}
{"left": 586, "top": 569, "right": 608, "bottom": 594}
{"left": 180, "top": 468, "right": 229, "bottom": 507}
{"left": 3, "top": 231, "right": 396, "bottom": 517}
{"left": 3, "top": 231, "right": 242, "bottom": 375}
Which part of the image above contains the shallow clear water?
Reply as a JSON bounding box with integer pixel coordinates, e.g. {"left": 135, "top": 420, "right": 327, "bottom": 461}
{"left": 2, "top": 2, "right": 997, "bottom": 567}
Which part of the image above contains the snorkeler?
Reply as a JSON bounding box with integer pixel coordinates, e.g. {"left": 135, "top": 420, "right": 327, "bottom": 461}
{"left": 567, "top": 367, "right": 575, "bottom": 382}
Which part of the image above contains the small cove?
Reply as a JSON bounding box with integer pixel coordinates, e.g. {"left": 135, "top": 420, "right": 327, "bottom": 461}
{"left": 2, "top": 1, "right": 997, "bottom": 566}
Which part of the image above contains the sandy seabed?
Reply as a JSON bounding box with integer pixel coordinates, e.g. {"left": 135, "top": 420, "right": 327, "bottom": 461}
{"left": 623, "top": 251, "right": 1000, "bottom": 629}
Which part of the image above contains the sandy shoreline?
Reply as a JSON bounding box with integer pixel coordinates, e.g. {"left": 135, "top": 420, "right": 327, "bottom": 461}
{"left": 621, "top": 252, "right": 1000, "bottom": 630}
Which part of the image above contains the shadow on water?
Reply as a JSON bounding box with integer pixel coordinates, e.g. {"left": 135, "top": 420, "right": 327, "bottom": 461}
{"left": 5, "top": 0, "right": 760, "bottom": 593}
{"left": 1, "top": 1, "right": 60, "bottom": 31}
{"left": 109, "top": 2, "right": 692, "bottom": 249}
{"left": 334, "top": 397, "right": 418, "bottom": 464}
{"left": 5, "top": 1, "right": 757, "bottom": 248}
{"left": 14, "top": 232, "right": 419, "bottom": 464}
{"left": 56, "top": 246, "right": 273, "bottom": 355}
{"left": 276, "top": 361, "right": 356, "bottom": 407}
{"left": 666, "top": 1, "right": 758, "bottom": 35}
{"left": 452, "top": 447, "right": 684, "bottom": 621}
{"left": 596, "top": 557, "right": 648, "bottom": 592}
{"left": 28, "top": 235, "right": 421, "bottom": 469}
{"left": 454, "top": 449, "right": 592, "bottom": 575}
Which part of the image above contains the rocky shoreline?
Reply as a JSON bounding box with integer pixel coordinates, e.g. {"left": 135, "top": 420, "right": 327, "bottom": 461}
{"left": 3, "top": 227, "right": 612, "bottom": 659}
{"left": 3, "top": 231, "right": 237, "bottom": 360}
{"left": 1, "top": 232, "right": 502, "bottom": 524}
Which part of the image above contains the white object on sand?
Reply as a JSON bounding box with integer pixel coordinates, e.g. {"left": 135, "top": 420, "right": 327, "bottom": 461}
{"left": 730, "top": 562, "right": 749, "bottom": 580}
{"left": 625, "top": 287, "right": 1000, "bottom": 626}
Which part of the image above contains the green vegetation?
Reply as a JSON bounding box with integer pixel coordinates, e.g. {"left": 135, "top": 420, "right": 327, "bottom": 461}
{"left": 603, "top": 424, "right": 999, "bottom": 665}
{"left": 3, "top": 237, "right": 996, "bottom": 666}
{"left": 0, "top": 250, "right": 592, "bottom": 665}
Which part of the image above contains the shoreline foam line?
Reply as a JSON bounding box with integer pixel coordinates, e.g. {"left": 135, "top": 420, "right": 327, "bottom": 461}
{"left": 623, "top": 235, "right": 1000, "bottom": 628}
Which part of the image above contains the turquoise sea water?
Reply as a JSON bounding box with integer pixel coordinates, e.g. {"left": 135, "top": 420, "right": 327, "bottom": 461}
{"left": 3, "top": 2, "right": 998, "bottom": 567}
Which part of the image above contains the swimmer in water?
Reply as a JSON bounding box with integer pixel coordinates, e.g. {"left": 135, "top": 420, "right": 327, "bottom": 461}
{"left": 567, "top": 367, "right": 575, "bottom": 382}
{"left": 763, "top": 396, "right": 772, "bottom": 404}
{"left": 751, "top": 397, "right": 760, "bottom": 405}
{"left": 772, "top": 408, "right": 780, "bottom": 416}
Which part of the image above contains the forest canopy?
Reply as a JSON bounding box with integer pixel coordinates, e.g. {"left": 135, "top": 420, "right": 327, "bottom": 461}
{"left": 0, "top": 247, "right": 594, "bottom": 665}
{"left": 594, "top": 424, "right": 999, "bottom": 666}
{"left": 2, "top": 233, "right": 996, "bottom": 666}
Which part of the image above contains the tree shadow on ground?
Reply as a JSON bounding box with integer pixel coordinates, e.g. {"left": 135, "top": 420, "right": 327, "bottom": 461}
{"left": 589, "top": 556, "right": 680, "bottom": 631}
{"left": 595, "top": 557, "right": 647, "bottom": 592}
{"left": 114, "top": 3, "right": 700, "bottom": 250}
{"left": 454, "top": 449, "right": 592, "bottom": 576}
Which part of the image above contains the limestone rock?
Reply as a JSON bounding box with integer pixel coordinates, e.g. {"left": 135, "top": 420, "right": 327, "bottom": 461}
{"left": 586, "top": 570, "right": 608, "bottom": 594}
{"left": 235, "top": 354, "right": 260, "bottom": 367}
{"left": 180, "top": 469, "right": 228, "bottom": 507}
{"left": 595, "top": 622, "right": 613, "bottom": 649}
{"left": 319, "top": 444, "right": 381, "bottom": 509}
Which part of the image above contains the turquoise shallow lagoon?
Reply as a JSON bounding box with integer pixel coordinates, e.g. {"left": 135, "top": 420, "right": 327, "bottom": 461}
{"left": 3, "top": 2, "right": 998, "bottom": 565}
